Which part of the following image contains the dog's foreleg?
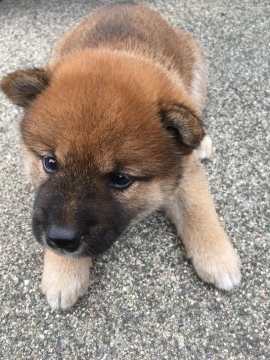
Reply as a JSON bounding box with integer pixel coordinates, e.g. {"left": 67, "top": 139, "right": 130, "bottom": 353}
{"left": 41, "top": 250, "right": 92, "bottom": 310}
{"left": 165, "top": 154, "right": 241, "bottom": 290}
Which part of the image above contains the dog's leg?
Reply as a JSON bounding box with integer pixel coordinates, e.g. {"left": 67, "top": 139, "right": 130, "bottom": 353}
{"left": 41, "top": 250, "right": 92, "bottom": 310}
{"left": 196, "top": 134, "right": 213, "bottom": 160}
{"left": 165, "top": 154, "right": 241, "bottom": 290}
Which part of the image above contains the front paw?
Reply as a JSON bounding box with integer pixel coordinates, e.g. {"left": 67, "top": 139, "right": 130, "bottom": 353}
{"left": 191, "top": 243, "right": 241, "bottom": 291}
{"left": 41, "top": 251, "right": 91, "bottom": 310}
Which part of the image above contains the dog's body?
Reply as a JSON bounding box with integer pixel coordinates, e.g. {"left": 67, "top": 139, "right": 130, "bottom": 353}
{"left": 1, "top": 2, "right": 241, "bottom": 310}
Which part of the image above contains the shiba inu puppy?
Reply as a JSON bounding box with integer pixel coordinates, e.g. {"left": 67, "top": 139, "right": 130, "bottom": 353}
{"left": 1, "top": 2, "right": 241, "bottom": 310}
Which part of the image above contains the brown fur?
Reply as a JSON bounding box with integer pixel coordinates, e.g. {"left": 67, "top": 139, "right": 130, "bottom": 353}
{"left": 1, "top": 2, "right": 241, "bottom": 310}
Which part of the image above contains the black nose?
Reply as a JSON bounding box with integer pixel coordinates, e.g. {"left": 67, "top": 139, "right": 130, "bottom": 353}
{"left": 46, "top": 225, "right": 81, "bottom": 252}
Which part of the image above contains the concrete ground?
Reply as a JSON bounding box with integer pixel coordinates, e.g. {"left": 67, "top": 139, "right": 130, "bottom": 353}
{"left": 0, "top": 0, "right": 269, "bottom": 359}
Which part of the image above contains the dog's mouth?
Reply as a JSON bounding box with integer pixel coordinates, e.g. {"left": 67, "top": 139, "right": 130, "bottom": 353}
{"left": 31, "top": 184, "right": 131, "bottom": 257}
{"left": 37, "top": 231, "right": 86, "bottom": 257}
{"left": 34, "top": 219, "right": 123, "bottom": 258}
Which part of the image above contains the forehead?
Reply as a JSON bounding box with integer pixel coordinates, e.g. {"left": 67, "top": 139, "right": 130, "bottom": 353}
{"left": 21, "top": 69, "right": 174, "bottom": 177}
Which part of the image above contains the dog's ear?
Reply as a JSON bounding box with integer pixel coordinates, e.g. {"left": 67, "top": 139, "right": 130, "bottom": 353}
{"left": 1, "top": 68, "right": 50, "bottom": 107}
{"left": 160, "top": 104, "right": 204, "bottom": 154}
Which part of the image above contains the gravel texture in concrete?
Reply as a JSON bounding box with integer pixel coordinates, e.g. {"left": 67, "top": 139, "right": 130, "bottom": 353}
{"left": 0, "top": 0, "right": 269, "bottom": 359}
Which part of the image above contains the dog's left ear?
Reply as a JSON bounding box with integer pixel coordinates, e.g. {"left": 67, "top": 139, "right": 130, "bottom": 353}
{"left": 1, "top": 68, "right": 50, "bottom": 107}
{"left": 160, "top": 104, "right": 204, "bottom": 153}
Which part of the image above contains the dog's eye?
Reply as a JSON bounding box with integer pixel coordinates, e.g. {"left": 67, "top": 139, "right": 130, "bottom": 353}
{"left": 108, "top": 172, "right": 133, "bottom": 190}
{"left": 42, "top": 156, "right": 58, "bottom": 174}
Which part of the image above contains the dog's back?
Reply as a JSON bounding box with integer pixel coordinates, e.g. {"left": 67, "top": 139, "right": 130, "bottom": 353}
{"left": 53, "top": 2, "right": 206, "bottom": 113}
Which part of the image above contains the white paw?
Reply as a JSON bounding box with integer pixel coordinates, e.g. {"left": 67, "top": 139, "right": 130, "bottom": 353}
{"left": 41, "top": 256, "right": 91, "bottom": 310}
{"left": 192, "top": 245, "right": 241, "bottom": 291}
{"left": 196, "top": 134, "right": 213, "bottom": 160}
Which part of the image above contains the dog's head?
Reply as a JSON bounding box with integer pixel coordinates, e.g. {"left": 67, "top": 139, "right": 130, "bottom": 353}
{"left": 1, "top": 50, "right": 204, "bottom": 257}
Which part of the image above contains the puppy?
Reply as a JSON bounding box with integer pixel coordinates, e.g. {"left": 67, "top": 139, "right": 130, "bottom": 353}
{"left": 1, "top": 2, "right": 241, "bottom": 310}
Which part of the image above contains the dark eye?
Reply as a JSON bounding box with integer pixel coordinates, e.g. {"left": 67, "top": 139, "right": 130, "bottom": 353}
{"left": 108, "top": 172, "right": 133, "bottom": 190}
{"left": 42, "top": 156, "right": 58, "bottom": 174}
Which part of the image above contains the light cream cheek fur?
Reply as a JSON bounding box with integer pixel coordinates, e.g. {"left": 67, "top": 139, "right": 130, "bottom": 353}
{"left": 121, "top": 180, "right": 170, "bottom": 225}
{"left": 21, "top": 144, "right": 47, "bottom": 187}
{"left": 42, "top": 250, "right": 92, "bottom": 310}
{"left": 164, "top": 153, "right": 241, "bottom": 290}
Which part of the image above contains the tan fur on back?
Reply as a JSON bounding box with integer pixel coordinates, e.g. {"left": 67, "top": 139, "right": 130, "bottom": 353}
{"left": 52, "top": 3, "right": 207, "bottom": 115}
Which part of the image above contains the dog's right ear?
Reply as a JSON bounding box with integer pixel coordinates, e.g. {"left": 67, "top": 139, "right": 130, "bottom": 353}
{"left": 1, "top": 68, "right": 50, "bottom": 107}
{"left": 159, "top": 103, "right": 204, "bottom": 154}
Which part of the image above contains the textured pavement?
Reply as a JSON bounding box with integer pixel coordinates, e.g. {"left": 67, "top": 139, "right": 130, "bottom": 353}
{"left": 0, "top": 0, "right": 269, "bottom": 359}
